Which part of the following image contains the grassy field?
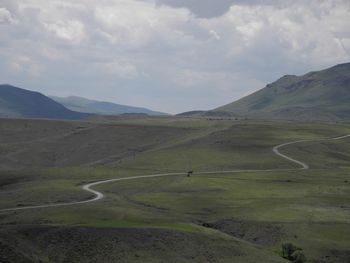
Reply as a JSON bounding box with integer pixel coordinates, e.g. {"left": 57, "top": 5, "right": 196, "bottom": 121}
{"left": 0, "top": 117, "right": 350, "bottom": 262}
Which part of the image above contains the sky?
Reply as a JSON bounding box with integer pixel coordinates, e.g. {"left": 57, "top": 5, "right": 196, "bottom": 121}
{"left": 0, "top": 0, "right": 350, "bottom": 114}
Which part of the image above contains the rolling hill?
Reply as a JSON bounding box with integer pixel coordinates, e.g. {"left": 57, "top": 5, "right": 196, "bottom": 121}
{"left": 51, "top": 96, "right": 168, "bottom": 116}
{"left": 0, "top": 84, "right": 90, "bottom": 120}
{"left": 207, "top": 62, "right": 350, "bottom": 121}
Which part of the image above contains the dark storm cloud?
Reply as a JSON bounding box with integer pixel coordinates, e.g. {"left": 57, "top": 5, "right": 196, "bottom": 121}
{"left": 154, "top": 0, "right": 285, "bottom": 18}
{"left": 155, "top": 0, "right": 235, "bottom": 18}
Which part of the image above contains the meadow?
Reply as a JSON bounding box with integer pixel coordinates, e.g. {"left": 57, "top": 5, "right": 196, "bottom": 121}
{"left": 0, "top": 117, "right": 349, "bottom": 263}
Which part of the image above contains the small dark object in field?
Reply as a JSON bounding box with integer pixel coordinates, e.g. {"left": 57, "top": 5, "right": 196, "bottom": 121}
{"left": 187, "top": 170, "right": 193, "bottom": 177}
{"left": 344, "top": 180, "right": 348, "bottom": 183}
{"left": 201, "top": 222, "right": 214, "bottom": 228}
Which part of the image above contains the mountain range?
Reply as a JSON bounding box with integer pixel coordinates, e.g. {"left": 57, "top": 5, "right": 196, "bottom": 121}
{"left": 0, "top": 85, "right": 168, "bottom": 120}
{"left": 1, "top": 62, "right": 349, "bottom": 121}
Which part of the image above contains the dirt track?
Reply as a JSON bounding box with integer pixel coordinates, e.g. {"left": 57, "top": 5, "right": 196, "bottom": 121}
{"left": 1, "top": 134, "right": 349, "bottom": 213}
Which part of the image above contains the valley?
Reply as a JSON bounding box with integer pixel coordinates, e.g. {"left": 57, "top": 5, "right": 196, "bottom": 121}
{"left": 2, "top": 1, "right": 350, "bottom": 262}
{"left": 0, "top": 116, "right": 349, "bottom": 262}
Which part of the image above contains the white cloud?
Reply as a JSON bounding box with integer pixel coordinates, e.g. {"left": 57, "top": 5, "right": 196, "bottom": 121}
{"left": 44, "top": 20, "right": 85, "bottom": 43}
{"left": 209, "top": 30, "right": 220, "bottom": 40}
{"left": 196, "top": 0, "right": 350, "bottom": 80}
{"left": 0, "top": 0, "right": 349, "bottom": 113}
{"left": 9, "top": 56, "right": 43, "bottom": 76}
{"left": 99, "top": 60, "right": 139, "bottom": 79}
{"left": 0, "top": 7, "right": 17, "bottom": 24}
{"left": 93, "top": 0, "right": 195, "bottom": 49}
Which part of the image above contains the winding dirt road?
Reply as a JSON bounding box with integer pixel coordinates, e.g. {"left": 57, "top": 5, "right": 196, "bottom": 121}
{"left": 1, "top": 134, "right": 349, "bottom": 213}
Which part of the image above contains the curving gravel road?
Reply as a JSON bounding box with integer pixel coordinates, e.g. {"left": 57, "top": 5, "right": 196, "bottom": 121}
{"left": 272, "top": 140, "right": 309, "bottom": 170}
{"left": 1, "top": 134, "right": 349, "bottom": 213}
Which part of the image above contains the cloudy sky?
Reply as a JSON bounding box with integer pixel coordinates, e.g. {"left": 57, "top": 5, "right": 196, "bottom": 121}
{"left": 0, "top": 0, "right": 349, "bottom": 113}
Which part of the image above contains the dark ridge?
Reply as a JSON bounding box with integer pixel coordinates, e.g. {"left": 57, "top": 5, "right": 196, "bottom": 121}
{"left": 176, "top": 110, "right": 206, "bottom": 116}
{"left": 0, "top": 84, "right": 90, "bottom": 120}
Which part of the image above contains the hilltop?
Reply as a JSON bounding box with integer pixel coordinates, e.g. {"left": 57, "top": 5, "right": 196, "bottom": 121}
{"left": 207, "top": 63, "right": 350, "bottom": 121}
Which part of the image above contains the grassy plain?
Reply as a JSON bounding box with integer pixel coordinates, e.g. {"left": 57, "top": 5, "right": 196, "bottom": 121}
{"left": 0, "top": 116, "right": 350, "bottom": 262}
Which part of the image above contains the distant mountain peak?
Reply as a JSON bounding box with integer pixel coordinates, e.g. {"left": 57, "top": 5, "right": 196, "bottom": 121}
{"left": 51, "top": 96, "right": 169, "bottom": 116}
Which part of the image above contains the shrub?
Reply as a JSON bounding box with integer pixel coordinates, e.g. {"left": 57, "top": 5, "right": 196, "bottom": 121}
{"left": 291, "top": 250, "right": 307, "bottom": 263}
{"left": 281, "top": 243, "right": 298, "bottom": 260}
{"left": 281, "top": 243, "right": 306, "bottom": 263}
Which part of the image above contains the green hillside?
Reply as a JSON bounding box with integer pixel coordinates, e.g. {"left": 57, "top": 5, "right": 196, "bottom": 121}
{"left": 209, "top": 63, "right": 350, "bottom": 121}
{"left": 1, "top": 117, "right": 350, "bottom": 262}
